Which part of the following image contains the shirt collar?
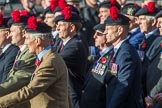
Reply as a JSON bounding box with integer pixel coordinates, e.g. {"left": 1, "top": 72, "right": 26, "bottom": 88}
{"left": 114, "top": 38, "right": 127, "bottom": 53}
{"left": 2, "top": 43, "right": 11, "bottom": 53}
{"left": 130, "top": 27, "right": 139, "bottom": 34}
{"left": 145, "top": 28, "right": 158, "bottom": 39}
{"left": 100, "top": 45, "right": 113, "bottom": 56}
{"left": 52, "top": 31, "right": 59, "bottom": 39}
{"left": 37, "top": 45, "right": 52, "bottom": 61}
{"left": 20, "top": 45, "right": 27, "bottom": 52}
{"left": 63, "top": 37, "right": 72, "bottom": 46}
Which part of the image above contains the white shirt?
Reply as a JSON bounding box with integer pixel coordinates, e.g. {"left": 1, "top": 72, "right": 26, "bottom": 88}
{"left": 2, "top": 44, "right": 11, "bottom": 53}
{"left": 20, "top": 45, "right": 27, "bottom": 52}
{"left": 145, "top": 28, "right": 158, "bottom": 39}
{"left": 63, "top": 37, "right": 72, "bottom": 46}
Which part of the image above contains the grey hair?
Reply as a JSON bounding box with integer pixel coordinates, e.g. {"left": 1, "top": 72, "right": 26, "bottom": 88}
{"left": 30, "top": 33, "right": 53, "bottom": 42}
{"left": 146, "top": 16, "right": 155, "bottom": 21}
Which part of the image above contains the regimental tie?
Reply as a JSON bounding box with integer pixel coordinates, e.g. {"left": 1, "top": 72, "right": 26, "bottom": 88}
{"left": 110, "top": 49, "right": 115, "bottom": 63}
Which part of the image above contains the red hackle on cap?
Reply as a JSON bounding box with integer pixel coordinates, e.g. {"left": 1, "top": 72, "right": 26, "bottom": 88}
{"left": 110, "top": 6, "right": 119, "bottom": 21}
{"left": 20, "top": 10, "right": 29, "bottom": 17}
{"left": 148, "top": 2, "right": 156, "bottom": 13}
{"left": 50, "top": 0, "right": 59, "bottom": 12}
{"left": 28, "top": 16, "right": 38, "bottom": 30}
{"left": 62, "top": 6, "right": 72, "bottom": 20}
{"left": 111, "top": 0, "right": 117, "bottom": 5}
{"left": 0, "top": 13, "right": 4, "bottom": 26}
{"left": 12, "top": 9, "right": 21, "bottom": 23}
{"left": 59, "top": 0, "right": 67, "bottom": 10}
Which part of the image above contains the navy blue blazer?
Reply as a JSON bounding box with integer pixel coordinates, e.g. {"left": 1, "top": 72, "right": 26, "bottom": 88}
{"left": 59, "top": 35, "right": 88, "bottom": 99}
{"left": 0, "top": 44, "right": 19, "bottom": 83}
{"left": 128, "top": 27, "right": 145, "bottom": 50}
{"left": 105, "top": 40, "right": 145, "bottom": 108}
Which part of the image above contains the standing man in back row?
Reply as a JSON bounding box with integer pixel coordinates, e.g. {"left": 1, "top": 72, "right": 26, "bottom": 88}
{"left": 104, "top": 6, "right": 145, "bottom": 108}
{"left": 55, "top": 5, "right": 88, "bottom": 108}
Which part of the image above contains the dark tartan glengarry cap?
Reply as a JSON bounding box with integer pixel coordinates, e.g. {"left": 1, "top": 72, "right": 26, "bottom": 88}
{"left": 93, "top": 24, "right": 105, "bottom": 33}
{"left": 121, "top": 3, "right": 141, "bottom": 16}
{"left": 135, "top": 2, "right": 158, "bottom": 16}
{"left": 105, "top": 6, "right": 130, "bottom": 25}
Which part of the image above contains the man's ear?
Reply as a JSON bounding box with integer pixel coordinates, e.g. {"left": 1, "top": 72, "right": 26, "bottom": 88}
{"left": 117, "top": 26, "right": 123, "bottom": 36}
{"left": 36, "top": 37, "right": 41, "bottom": 46}
{"left": 22, "top": 29, "right": 26, "bottom": 37}
{"left": 70, "top": 24, "right": 76, "bottom": 33}
{"left": 134, "top": 17, "right": 139, "bottom": 24}
{"left": 152, "top": 18, "right": 157, "bottom": 26}
{"left": 6, "top": 30, "right": 11, "bottom": 39}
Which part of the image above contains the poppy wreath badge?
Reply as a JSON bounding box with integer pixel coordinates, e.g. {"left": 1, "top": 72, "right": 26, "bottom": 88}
{"left": 101, "top": 57, "right": 107, "bottom": 64}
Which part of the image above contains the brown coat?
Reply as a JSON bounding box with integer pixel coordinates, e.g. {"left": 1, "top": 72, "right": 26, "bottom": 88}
{"left": 0, "top": 48, "right": 69, "bottom": 108}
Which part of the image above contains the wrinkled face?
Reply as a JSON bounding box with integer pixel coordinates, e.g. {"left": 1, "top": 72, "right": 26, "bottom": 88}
{"left": 44, "top": 13, "right": 55, "bottom": 28}
{"left": 0, "top": 29, "right": 7, "bottom": 48}
{"left": 138, "top": 15, "right": 151, "bottom": 33}
{"left": 104, "top": 25, "right": 119, "bottom": 44}
{"left": 98, "top": 7, "right": 110, "bottom": 24}
{"left": 56, "top": 21, "right": 71, "bottom": 39}
{"left": 157, "top": 17, "right": 162, "bottom": 36}
{"left": 10, "top": 25, "right": 25, "bottom": 46}
{"left": 93, "top": 30, "right": 106, "bottom": 48}
{"left": 25, "top": 33, "right": 37, "bottom": 54}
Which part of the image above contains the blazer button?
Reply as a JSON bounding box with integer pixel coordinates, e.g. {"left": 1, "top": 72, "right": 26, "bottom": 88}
{"left": 82, "top": 90, "right": 85, "bottom": 93}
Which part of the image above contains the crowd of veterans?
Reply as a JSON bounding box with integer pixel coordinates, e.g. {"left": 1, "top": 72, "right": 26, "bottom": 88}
{"left": 0, "top": 0, "right": 162, "bottom": 108}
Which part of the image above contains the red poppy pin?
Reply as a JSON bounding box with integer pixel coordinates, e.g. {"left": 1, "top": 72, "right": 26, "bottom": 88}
{"left": 141, "top": 41, "right": 147, "bottom": 49}
{"left": 35, "top": 59, "right": 41, "bottom": 67}
{"left": 101, "top": 57, "right": 107, "bottom": 64}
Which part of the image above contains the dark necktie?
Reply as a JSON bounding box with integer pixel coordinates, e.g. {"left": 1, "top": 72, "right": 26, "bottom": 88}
{"left": 110, "top": 49, "right": 115, "bottom": 63}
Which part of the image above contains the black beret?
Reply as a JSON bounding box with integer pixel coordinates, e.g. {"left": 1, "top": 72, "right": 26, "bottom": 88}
{"left": 66, "top": 0, "right": 79, "bottom": 2}
{"left": 25, "top": 16, "right": 52, "bottom": 34}
{"left": 99, "top": 1, "right": 121, "bottom": 10}
{"left": 55, "top": 12, "right": 81, "bottom": 23}
{"left": 105, "top": 6, "right": 130, "bottom": 25}
{"left": 8, "top": 9, "right": 31, "bottom": 27}
{"left": 121, "top": 3, "right": 141, "bottom": 16}
{"left": 0, "top": 15, "right": 10, "bottom": 29}
{"left": 155, "top": 10, "right": 162, "bottom": 18}
{"left": 135, "top": 2, "right": 158, "bottom": 16}
{"left": 43, "top": 6, "right": 61, "bottom": 15}
{"left": 93, "top": 24, "right": 105, "bottom": 33}
{"left": 105, "top": 14, "right": 130, "bottom": 25}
